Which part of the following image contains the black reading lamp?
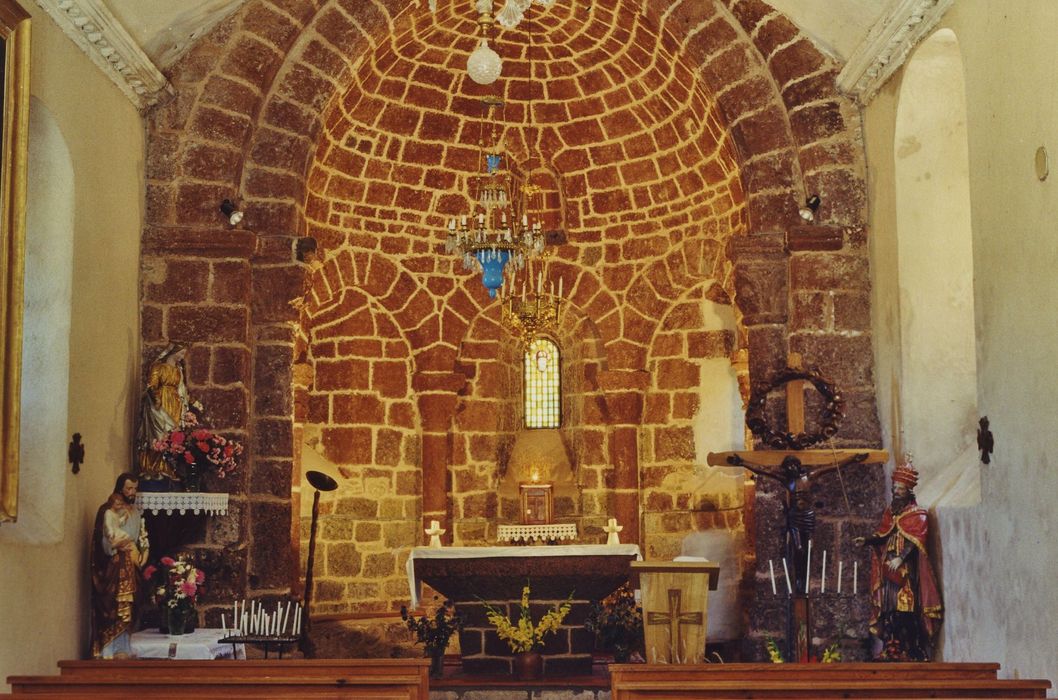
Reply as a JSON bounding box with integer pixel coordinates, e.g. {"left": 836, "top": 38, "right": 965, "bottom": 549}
{"left": 299, "top": 469, "right": 338, "bottom": 655}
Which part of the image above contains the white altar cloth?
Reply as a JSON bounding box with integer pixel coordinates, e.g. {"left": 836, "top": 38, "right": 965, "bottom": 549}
{"left": 406, "top": 543, "right": 641, "bottom": 607}
{"left": 131, "top": 628, "right": 245, "bottom": 659}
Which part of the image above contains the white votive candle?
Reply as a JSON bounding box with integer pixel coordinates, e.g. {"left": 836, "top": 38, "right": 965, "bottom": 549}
{"left": 805, "top": 539, "right": 812, "bottom": 595}
{"left": 821, "top": 550, "right": 827, "bottom": 594}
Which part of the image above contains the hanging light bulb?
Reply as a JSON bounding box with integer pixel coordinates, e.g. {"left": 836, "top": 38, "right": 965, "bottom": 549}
{"left": 467, "top": 38, "right": 502, "bottom": 85}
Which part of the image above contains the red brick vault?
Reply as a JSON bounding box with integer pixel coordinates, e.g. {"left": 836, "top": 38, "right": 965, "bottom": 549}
{"left": 142, "top": 0, "right": 882, "bottom": 656}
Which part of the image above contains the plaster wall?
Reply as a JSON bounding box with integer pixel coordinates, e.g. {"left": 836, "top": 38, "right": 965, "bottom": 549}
{"left": 868, "top": 1, "right": 1058, "bottom": 683}
{"left": 0, "top": 2, "right": 144, "bottom": 688}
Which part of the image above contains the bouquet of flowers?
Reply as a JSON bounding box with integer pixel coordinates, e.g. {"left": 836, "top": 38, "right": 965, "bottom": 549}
{"left": 153, "top": 409, "right": 243, "bottom": 488}
{"left": 482, "top": 583, "right": 573, "bottom": 653}
{"left": 585, "top": 583, "right": 643, "bottom": 662}
{"left": 144, "top": 555, "right": 205, "bottom": 635}
{"left": 401, "top": 597, "right": 464, "bottom": 660}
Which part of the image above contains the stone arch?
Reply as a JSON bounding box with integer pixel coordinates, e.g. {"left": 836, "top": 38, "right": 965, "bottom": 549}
{"left": 296, "top": 282, "right": 421, "bottom": 614}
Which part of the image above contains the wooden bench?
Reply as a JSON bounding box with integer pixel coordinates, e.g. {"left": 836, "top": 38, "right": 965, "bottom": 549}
{"left": 609, "top": 662, "right": 1052, "bottom": 699}
{"left": 7, "top": 659, "right": 429, "bottom": 699}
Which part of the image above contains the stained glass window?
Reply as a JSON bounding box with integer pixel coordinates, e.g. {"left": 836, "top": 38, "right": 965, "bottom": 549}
{"left": 524, "top": 337, "right": 560, "bottom": 428}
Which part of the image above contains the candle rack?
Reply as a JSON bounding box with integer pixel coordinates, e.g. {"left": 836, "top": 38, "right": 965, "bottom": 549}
{"left": 217, "top": 634, "right": 300, "bottom": 659}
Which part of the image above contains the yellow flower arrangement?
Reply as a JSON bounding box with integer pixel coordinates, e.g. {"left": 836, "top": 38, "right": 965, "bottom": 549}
{"left": 483, "top": 583, "right": 573, "bottom": 653}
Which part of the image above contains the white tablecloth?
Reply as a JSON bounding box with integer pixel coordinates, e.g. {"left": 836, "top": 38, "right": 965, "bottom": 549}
{"left": 131, "top": 628, "right": 245, "bottom": 659}
{"left": 406, "top": 543, "right": 641, "bottom": 607}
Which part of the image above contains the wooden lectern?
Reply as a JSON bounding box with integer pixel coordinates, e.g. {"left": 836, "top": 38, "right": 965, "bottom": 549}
{"left": 632, "top": 560, "right": 719, "bottom": 664}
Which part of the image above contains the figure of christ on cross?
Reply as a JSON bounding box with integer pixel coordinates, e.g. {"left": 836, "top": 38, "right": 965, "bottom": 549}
{"left": 724, "top": 452, "right": 869, "bottom": 592}
{"left": 646, "top": 588, "right": 703, "bottom": 664}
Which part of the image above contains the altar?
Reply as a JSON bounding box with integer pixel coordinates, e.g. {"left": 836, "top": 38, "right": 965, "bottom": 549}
{"left": 407, "top": 544, "right": 641, "bottom": 675}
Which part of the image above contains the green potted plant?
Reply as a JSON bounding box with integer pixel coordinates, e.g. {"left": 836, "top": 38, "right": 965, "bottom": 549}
{"left": 401, "top": 598, "right": 464, "bottom": 678}
{"left": 585, "top": 583, "right": 643, "bottom": 663}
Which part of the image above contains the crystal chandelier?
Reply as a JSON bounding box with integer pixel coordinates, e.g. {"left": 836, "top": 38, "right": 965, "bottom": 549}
{"left": 445, "top": 98, "right": 546, "bottom": 298}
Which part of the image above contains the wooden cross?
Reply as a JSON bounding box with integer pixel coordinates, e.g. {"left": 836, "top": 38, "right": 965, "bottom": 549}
{"left": 646, "top": 588, "right": 703, "bottom": 663}
{"left": 706, "top": 353, "right": 888, "bottom": 662}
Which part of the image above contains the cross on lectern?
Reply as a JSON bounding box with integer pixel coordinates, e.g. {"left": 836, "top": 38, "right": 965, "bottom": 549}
{"left": 646, "top": 588, "right": 703, "bottom": 663}
{"left": 707, "top": 353, "right": 888, "bottom": 662}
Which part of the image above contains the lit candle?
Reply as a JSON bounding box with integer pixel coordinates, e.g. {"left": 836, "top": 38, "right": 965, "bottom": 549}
{"left": 769, "top": 559, "right": 777, "bottom": 595}
{"left": 853, "top": 561, "right": 858, "bottom": 595}
{"left": 837, "top": 561, "right": 844, "bottom": 594}
{"left": 821, "top": 549, "right": 827, "bottom": 594}
{"left": 781, "top": 558, "right": 792, "bottom": 594}
{"left": 805, "top": 539, "right": 812, "bottom": 595}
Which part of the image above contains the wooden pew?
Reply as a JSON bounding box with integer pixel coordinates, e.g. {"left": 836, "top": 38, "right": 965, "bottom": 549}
{"left": 609, "top": 662, "right": 1052, "bottom": 699}
{"left": 7, "top": 658, "right": 429, "bottom": 699}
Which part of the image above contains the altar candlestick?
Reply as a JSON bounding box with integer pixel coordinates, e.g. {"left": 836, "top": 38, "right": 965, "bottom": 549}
{"left": 837, "top": 561, "right": 844, "bottom": 594}
{"left": 853, "top": 561, "right": 858, "bottom": 595}
{"left": 805, "top": 539, "right": 812, "bottom": 594}
{"left": 821, "top": 550, "right": 828, "bottom": 594}
{"left": 781, "top": 558, "right": 792, "bottom": 594}
{"left": 769, "top": 559, "right": 777, "bottom": 595}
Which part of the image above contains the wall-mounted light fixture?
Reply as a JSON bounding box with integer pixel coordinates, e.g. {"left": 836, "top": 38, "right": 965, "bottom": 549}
{"left": 219, "top": 199, "right": 244, "bottom": 226}
{"left": 798, "top": 194, "right": 821, "bottom": 222}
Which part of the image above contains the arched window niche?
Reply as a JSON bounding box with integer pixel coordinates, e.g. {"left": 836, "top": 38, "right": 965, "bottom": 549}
{"left": 887, "top": 28, "right": 980, "bottom": 506}
{"left": 523, "top": 336, "right": 561, "bottom": 429}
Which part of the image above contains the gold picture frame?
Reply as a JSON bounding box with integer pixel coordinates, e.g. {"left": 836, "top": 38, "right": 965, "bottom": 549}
{"left": 0, "top": 0, "right": 29, "bottom": 523}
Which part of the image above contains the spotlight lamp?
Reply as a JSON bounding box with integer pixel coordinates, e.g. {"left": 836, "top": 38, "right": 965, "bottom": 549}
{"left": 798, "top": 194, "right": 821, "bottom": 222}
{"left": 219, "top": 199, "right": 244, "bottom": 226}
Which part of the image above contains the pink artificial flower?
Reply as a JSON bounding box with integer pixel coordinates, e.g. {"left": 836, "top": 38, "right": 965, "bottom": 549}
{"left": 191, "top": 429, "right": 211, "bottom": 441}
{"left": 195, "top": 569, "right": 206, "bottom": 584}
{"left": 171, "top": 431, "right": 186, "bottom": 446}
{"left": 142, "top": 565, "right": 157, "bottom": 581}
{"left": 196, "top": 440, "right": 210, "bottom": 453}
{"left": 180, "top": 581, "right": 197, "bottom": 597}
{"left": 183, "top": 451, "right": 195, "bottom": 464}
{"left": 160, "top": 556, "right": 176, "bottom": 566}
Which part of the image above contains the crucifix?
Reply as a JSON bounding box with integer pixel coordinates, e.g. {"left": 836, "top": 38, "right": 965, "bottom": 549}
{"left": 646, "top": 589, "right": 703, "bottom": 663}
{"left": 707, "top": 353, "right": 888, "bottom": 662}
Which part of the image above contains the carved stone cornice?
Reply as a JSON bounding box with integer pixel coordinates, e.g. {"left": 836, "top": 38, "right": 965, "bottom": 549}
{"left": 35, "top": 0, "right": 173, "bottom": 111}
{"left": 836, "top": 0, "right": 953, "bottom": 106}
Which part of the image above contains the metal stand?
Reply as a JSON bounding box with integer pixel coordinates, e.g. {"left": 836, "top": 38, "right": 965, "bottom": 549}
{"left": 218, "top": 634, "right": 299, "bottom": 659}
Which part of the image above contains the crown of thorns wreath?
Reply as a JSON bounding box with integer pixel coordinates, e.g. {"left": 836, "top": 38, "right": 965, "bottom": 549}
{"left": 745, "top": 366, "right": 844, "bottom": 450}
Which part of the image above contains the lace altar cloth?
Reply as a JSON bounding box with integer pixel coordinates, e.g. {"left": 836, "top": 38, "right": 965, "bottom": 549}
{"left": 137, "top": 492, "right": 229, "bottom": 516}
{"left": 497, "top": 523, "right": 577, "bottom": 543}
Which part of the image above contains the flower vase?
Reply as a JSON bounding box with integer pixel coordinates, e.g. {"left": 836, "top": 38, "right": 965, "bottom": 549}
{"left": 167, "top": 606, "right": 194, "bottom": 636}
{"left": 513, "top": 651, "right": 543, "bottom": 680}
{"left": 429, "top": 651, "right": 445, "bottom": 678}
{"left": 182, "top": 462, "right": 202, "bottom": 492}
